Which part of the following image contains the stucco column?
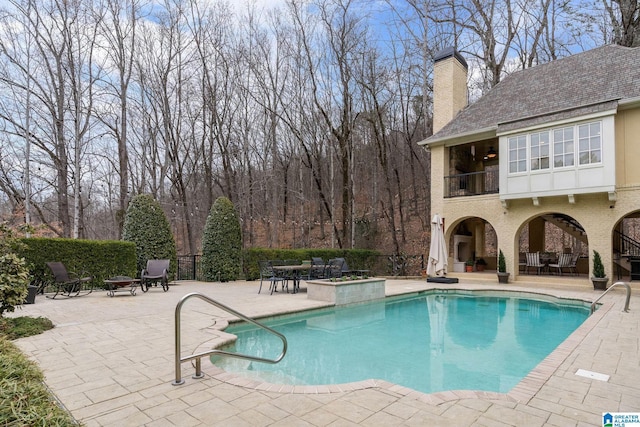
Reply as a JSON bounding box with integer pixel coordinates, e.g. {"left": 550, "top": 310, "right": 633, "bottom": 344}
{"left": 495, "top": 227, "right": 516, "bottom": 278}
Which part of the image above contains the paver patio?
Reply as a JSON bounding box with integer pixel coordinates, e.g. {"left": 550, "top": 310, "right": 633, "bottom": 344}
{"left": 8, "top": 276, "right": 640, "bottom": 426}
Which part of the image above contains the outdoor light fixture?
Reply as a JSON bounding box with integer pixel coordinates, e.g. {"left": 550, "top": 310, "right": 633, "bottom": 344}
{"left": 486, "top": 146, "right": 497, "bottom": 159}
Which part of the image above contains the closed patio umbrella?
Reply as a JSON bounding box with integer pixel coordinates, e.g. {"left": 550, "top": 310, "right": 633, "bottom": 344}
{"left": 427, "top": 214, "right": 448, "bottom": 277}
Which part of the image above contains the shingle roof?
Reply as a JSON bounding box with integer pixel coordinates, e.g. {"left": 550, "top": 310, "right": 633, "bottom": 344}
{"left": 425, "top": 45, "right": 640, "bottom": 144}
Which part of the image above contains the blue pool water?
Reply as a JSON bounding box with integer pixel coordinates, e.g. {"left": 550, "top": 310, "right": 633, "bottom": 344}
{"left": 213, "top": 291, "right": 590, "bottom": 394}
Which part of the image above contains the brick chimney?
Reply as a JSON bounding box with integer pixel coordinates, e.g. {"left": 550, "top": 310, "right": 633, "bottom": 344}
{"left": 432, "top": 47, "right": 468, "bottom": 134}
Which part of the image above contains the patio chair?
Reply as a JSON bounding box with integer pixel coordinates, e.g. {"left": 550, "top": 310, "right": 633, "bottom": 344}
{"left": 332, "top": 257, "right": 369, "bottom": 277}
{"left": 518, "top": 252, "right": 527, "bottom": 273}
{"left": 45, "top": 261, "right": 93, "bottom": 299}
{"left": 525, "top": 252, "right": 545, "bottom": 275}
{"left": 308, "top": 257, "right": 326, "bottom": 279}
{"left": 549, "top": 253, "right": 572, "bottom": 275}
{"left": 282, "top": 259, "right": 300, "bottom": 284}
{"left": 568, "top": 253, "right": 579, "bottom": 275}
{"left": 325, "top": 258, "right": 345, "bottom": 278}
{"left": 258, "top": 260, "right": 285, "bottom": 295}
{"left": 140, "top": 259, "right": 170, "bottom": 292}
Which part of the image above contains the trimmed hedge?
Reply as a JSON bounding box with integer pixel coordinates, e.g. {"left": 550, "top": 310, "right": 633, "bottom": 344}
{"left": 122, "top": 194, "right": 177, "bottom": 277}
{"left": 243, "top": 248, "right": 379, "bottom": 280}
{"left": 201, "top": 197, "right": 242, "bottom": 282}
{"left": 17, "top": 238, "right": 137, "bottom": 288}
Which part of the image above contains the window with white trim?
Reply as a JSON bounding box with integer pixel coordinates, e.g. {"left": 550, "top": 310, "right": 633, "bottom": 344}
{"left": 553, "top": 126, "right": 574, "bottom": 168}
{"left": 508, "top": 135, "right": 527, "bottom": 173}
{"left": 507, "top": 120, "right": 603, "bottom": 175}
{"left": 530, "top": 131, "right": 549, "bottom": 170}
{"left": 578, "top": 122, "right": 601, "bottom": 165}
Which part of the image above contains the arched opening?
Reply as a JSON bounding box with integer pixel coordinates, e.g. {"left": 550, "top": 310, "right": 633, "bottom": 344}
{"left": 613, "top": 211, "right": 640, "bottom": 281}
{"left": 448, "top": 217, "right": 497, "bottom": 272}
{"left": 516, "top": 213, "right": 588, "bottom": 276}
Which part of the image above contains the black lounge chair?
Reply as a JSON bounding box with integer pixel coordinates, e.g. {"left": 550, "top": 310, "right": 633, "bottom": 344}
{"left": 140, "top": 259, "right": 170, "bottom": 292}
{"left": 45, "top": 261, "right": 93, "bottom": 299}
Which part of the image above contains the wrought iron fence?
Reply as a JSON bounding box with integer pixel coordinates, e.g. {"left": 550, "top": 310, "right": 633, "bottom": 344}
{"left": 370, "top": 254, "right": 424, "bottom": 277}
{"left": 177, "top": 255, "right": 204, "bottom": 281}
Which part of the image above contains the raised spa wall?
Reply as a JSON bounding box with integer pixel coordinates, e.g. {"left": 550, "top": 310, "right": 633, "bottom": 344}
{"left": 306, "top": 278, "right": 386, "bottom": 305}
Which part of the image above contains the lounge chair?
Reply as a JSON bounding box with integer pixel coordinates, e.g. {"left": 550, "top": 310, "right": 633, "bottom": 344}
{"left": 140, "top": 259, "right": 170, "bottom": 292}
{"left": 45, "top": 261, "right": 93, "bottom": 299}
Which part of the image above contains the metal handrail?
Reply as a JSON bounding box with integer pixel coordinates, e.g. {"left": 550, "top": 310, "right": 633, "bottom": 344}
{"left": 173, "top": 292, "right": 287, "bottom": 385}
{"left": 590, "top": 281, "right": 631, "bottom": 314}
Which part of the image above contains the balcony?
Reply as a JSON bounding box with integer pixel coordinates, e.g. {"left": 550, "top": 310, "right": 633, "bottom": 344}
{"left": 444, "top": 169, "right": 499, "bottom": 198}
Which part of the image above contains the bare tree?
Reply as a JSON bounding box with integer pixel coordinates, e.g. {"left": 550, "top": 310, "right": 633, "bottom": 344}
{"left": 95, "top": 0, "right": 143, "bottom": 237}
{"left": 288, "top": 0, "right": 370, "bottom": 248}
{"left": 0, "top": 0, "right": 100, "bottom": 237}
{"left": 602, "top": 0, "right": 640, "bottom": 46}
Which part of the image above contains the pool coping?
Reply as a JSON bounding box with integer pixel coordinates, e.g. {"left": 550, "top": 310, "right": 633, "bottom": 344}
{"left": 192, "top": 288, "right": 612, "bottom": 406}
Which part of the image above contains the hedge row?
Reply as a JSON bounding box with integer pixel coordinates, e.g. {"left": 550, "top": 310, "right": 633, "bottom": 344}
{"left": 16, "top": 237, "right": 380, "bottom": 284}
{"left": 17, "top": 238, "right": 137, "bottom": 288}
{"left": 242, "top": 248, "right": 380, "bottom": 280}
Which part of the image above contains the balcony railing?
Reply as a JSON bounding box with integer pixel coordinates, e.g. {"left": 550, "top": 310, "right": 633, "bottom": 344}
{"left": 444, "top": 169, "right": 499, "bottom": 198}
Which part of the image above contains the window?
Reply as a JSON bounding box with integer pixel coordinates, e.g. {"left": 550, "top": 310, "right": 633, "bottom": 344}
{"left": 507, "top": 120, "right": 603, "bottom": 175}
{"left": 578, "top": 122, "right": 601, "bottom": 165}
{"left": 508, "top": 135, "right": 527, "bottom": 173}
{"left": 530, "top": 131, "right": 549, "bottom": 170}
{"left": 553, "top": 127, "right": 574, "bottom": 168}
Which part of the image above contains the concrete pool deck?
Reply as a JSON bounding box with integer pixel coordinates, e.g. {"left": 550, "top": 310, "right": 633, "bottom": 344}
{"left": 8, "top": 277, "right": 640, "bottom": 426}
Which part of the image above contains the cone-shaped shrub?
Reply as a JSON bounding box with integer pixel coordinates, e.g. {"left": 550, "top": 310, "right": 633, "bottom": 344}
{"left": 498, "top": 250, "right": 507, "bottom": 273}
{"left": 122, "top": 194, "right": 177, "bottom": 276}
{"left": 592, "top": 250, "right": 605, "bottom": 278}
{"left": 201, "top": 197, "right": 242, "bottom": 282}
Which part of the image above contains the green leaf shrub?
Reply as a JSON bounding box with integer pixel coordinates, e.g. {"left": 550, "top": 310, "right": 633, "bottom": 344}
{"left": 0, "top": 224, "right": 29, "bottom": 317}
{"left": 201, "top": 197, "right": 242, "bottom": 282}
{"left": 122, "top": 194, "right": 177, "bottom": 276}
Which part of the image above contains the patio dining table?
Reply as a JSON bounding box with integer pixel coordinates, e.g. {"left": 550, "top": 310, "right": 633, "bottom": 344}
{"left": 539, "top": 253, "right": 558, "bottom": 274}
{"left": 271, "top": 264, "right": 311, "bottom": 294}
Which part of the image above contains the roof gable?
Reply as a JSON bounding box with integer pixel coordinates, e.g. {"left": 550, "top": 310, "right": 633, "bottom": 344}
{"left": 426, "top": 45, "right": 640, "bottom": 143}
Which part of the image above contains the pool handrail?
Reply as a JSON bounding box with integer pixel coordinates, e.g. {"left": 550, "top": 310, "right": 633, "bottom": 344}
{"left": 173, "top": 292, "right": 287, "bottom": 386}
{"left": 590, "top": 281, "right": 631, "bottom": 314}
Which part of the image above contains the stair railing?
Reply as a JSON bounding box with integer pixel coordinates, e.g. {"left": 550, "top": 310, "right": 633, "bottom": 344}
{"left": 173, "top": 292, "right": 287, "bottom": 385}
{"left": 590, "top": 281, "right": 631, "bottom": 314}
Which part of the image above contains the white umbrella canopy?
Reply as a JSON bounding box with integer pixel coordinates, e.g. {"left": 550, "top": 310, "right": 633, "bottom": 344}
{"left": 427, "top": 214, "right": 448, "bottom": 277}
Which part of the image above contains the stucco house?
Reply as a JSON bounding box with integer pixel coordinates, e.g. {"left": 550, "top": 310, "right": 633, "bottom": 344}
{"left": 419, "top": 44, "right": 640, "bottom": 283}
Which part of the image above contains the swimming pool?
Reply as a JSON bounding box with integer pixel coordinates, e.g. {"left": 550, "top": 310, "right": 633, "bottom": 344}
{"left": 212, "top": 290, "right": 590, "bottom": 394}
